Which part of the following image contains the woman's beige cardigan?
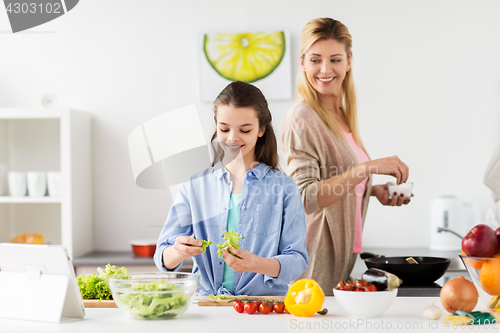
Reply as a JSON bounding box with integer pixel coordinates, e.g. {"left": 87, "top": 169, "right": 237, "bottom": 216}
{"left": 281, "top": 100, "right": 372, "bottom": 296}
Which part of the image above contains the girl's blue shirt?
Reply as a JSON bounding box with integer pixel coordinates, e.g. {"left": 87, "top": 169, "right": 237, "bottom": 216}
{"left": 154, "top": 160, "right": 309, "bottom": 296}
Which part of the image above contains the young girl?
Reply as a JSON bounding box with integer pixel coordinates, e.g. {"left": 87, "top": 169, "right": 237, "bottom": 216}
{"left": 154, "top": 81, "right": 308, "bottom": 296}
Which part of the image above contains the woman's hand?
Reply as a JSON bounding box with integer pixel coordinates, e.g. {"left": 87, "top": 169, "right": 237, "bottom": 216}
{"left": 372, "top": 184, "right": 412, "bottom": 206}
{"left": 222, "top": 247, "right": 258, "bottom": 273}
{"left": 363, "top": 156, "right": 409, "bottom": 184}
{"left": 172, "top": 236, "right": 204, "bottom": 259}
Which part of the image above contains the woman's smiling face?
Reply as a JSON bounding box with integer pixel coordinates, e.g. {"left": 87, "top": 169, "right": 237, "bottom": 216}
{"left": 216, "top": 104, "right": 264, "bottom": 163}
{"left": 301, "top": 38, "right": 351, "bottom": 99}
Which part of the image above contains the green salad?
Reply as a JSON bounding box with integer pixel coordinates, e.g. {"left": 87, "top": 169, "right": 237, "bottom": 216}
{"left": 77, "top": 264, "right": 128, "bottom": 300}
{"left": 116, "top": 279, "right": 192, "bottom": 319}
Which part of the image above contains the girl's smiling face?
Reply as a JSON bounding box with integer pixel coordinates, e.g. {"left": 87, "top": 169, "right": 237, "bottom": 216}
{"left": 216, "top": 104, "right": 265, "bottom": 163}
{"left": 301, "top": 38, "right": 351, "bottom": 99}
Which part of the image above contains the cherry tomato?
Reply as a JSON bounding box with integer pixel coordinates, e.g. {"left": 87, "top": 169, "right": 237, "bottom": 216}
{"left": 355, "top": 279, "right": 368, "bottom": 288}
{"left": 274, "top": 302, "right": 285, "bottom": 313}
{"left": 252, "top": 301, "right": 260, "bottom": 312}
{"left": 244, "top": 302, "right": 258, "bottom": 314}
{"left": 233, "top": 300, "right": 244, "bottom": 313}
{"left": 259, "top": 302, "right": 273, "bottom": 314}
{"left": 336, "top": 281, "right": 346, "bottom": 289}
{"left": 355, "top": 287, "right": 365, "bottom": 292}
{"left": 366, "top": 284, "right": 378, "bottom": 292}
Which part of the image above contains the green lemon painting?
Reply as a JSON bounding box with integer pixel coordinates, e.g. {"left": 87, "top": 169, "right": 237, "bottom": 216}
{"left": 199, "top": 30, "right": 291, "bottom": 102}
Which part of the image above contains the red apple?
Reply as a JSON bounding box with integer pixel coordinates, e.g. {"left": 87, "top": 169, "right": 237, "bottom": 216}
{"left": 462, "top": 224, "right": 498, "bottom": 257}
{"left": 495, "top": 227, "right": 500, "bottom": 252}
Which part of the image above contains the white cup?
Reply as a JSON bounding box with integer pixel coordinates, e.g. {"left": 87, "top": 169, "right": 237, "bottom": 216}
{"left": 47, "top": 171, "right": 62, "bottom": 197}
{"left": 27, "top": 172, "right": 47, "bottom": 197}
{"left": 8, "top": 171, "right": 27, "bottom": 197}
{"left": 0, "top": 163, "right": 7, "bottom": 196}
{"left": 387, "top": 182, "right": 414, "bottom": 199}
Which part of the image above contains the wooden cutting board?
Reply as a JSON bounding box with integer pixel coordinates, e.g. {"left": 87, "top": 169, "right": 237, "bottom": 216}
{"left": 197, "top": 295, "right": 285, "bottom": 306}
{"left": 83, "top": 299, "right": 117, "bottom": 308}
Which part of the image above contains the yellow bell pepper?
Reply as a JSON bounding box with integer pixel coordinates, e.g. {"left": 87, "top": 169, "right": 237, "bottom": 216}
{"left": 285, "top": 279, "right": 325, "bottom": 317}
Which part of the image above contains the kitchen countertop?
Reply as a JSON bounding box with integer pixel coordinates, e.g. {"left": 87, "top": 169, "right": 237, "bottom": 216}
{"left": 2, "top": 296, "right": 493, "bottom": 333}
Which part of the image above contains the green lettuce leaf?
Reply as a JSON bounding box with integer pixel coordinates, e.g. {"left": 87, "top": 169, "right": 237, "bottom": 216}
{"left": 217, "top": 231, "right": 242, "bottom": 257}
{"left": 77, "top": 264, "right": 128, "bottom": 300}
{"left": 117, "top": 279, "right": 192, "bottom": 319}
{"left": 191, "top": 238, "right": 213, "bottom": 253}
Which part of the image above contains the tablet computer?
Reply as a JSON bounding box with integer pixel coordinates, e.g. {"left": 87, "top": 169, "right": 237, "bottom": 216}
{"left": 0, "top": 243, "right": 85, "bottom": 322}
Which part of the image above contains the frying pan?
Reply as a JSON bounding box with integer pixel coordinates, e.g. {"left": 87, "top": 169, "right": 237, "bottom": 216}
{"left": 361, "top": 252, "right": 451, "bottom": 285}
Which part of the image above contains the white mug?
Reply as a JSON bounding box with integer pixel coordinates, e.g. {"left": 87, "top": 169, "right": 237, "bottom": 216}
{"left": 27, "top": 172, "right": 47, "bottom": 197}
{"left": 8, "top": 171, "right": 27, "bottom": 197}
{"left": 0, "top": 163, "right": 7, "bottom": 196}
{"left": 47, "top": 171, "right": 62, "bottom": 197}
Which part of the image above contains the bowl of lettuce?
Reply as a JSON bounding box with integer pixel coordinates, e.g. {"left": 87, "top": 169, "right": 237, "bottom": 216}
{"left": 109, "top": 272, "right": 199, "bottom": 320}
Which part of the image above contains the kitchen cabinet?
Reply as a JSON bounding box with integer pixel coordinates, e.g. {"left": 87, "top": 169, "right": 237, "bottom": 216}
{"left": 0, "top": 108, "right": 92, "bottom": 258}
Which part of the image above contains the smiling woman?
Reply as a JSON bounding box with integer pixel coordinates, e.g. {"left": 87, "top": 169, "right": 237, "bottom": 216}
{"left": 281, "top": 17, "right": 411, "bottom": 295}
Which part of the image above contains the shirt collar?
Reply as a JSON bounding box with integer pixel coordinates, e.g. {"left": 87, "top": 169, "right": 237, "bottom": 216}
{"left": 212, "top": 160, "right": 271, "bottom": 180}
{"left": 249, "top": 162, "right": 271, "bottom": 180}
{"left": 213, "top": 160, "right": 227, "bottom": 180}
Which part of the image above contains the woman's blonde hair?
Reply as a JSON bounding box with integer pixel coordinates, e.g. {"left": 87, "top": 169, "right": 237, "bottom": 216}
{"left": 298, "top": 17, "right": 363, "bottom": 147}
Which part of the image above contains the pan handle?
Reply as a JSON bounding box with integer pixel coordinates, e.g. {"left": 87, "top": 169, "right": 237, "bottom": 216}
{"left": 360, "top": 252, "right": 385, "bottom": 260}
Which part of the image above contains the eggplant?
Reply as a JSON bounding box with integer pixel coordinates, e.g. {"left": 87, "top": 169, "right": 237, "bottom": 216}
{"left": 362, "top": 268, "right": 403, "bottom": 291}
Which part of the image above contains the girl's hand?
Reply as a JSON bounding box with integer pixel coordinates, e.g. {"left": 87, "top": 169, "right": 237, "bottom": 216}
{"left": 172, "top": 236, "right": 204, "bottom": 259}
{"left": 222, "top": 247, "right": 258, "bottom": 273}
{"left": 363, "top": 156, "right": 409, "bottom": 185}
{"left": 372, "top": 184, "right": 413, "bottom": 207}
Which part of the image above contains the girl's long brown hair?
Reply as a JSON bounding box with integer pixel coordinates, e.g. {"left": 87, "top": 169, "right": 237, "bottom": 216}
{"left": 210, "top": 81, "right": 281, "bottom": 171}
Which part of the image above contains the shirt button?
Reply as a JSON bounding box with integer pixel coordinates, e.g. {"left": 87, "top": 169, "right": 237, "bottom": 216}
{"left": 242, "top": 206, "right": 246, "bottom": 210}
{"left": 246, "top": 181, "right": 249, "bottom": 184}
{"left": 219, "top": 261, "right": 223, "bottom": 265}
{"left": 224, "top": 207, "right": 227, "bottom": 211}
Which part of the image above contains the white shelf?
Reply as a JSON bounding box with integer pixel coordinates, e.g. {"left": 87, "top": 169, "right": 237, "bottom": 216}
{"left": 0, "top": 108, "right": 73, "bottom": 119}
{"left": 0, "top": 196, "right": 62, "bottom": 203}
{"left": 0, "top": 108, "right": 92, "bottom": 258}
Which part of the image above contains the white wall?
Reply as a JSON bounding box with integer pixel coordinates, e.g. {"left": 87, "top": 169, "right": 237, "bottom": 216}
{"left": 0, "top": 0, "right": 499, "bottom": 251}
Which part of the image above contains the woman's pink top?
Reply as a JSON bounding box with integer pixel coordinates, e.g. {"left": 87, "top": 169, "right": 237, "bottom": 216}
{"left": 342, "top": 131, "right": 370, "bottom": 253}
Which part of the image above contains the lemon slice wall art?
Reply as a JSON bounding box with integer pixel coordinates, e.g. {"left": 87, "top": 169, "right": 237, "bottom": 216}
{"left": 199, "top": 30, "right": 291, "bottom": 102}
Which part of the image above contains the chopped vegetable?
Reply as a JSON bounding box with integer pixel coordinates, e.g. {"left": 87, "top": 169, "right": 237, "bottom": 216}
{"left": 284, "top": 279, "right": 325, "bottom": 317}
{"left": 77, "top": 264, "right": 128, "bottom": 300}
{"left": 116, "top": 279, "right": 192, "bottom": 319}
{"left": 217, "top": 231, "right": 242, "bottom": 258}
{"left": 335, "top": 279, "right": 378, "bottom": 292}
{"left": 191, "top": 238, "right": 212, "bottom": 253}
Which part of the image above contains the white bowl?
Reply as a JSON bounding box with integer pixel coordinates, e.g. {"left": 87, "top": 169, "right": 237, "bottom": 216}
{"left": 333, "top": 288, "right": 398, "bottom": 318}
{"left": 387, "top": 182, "right": 413, "bottom": 199}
